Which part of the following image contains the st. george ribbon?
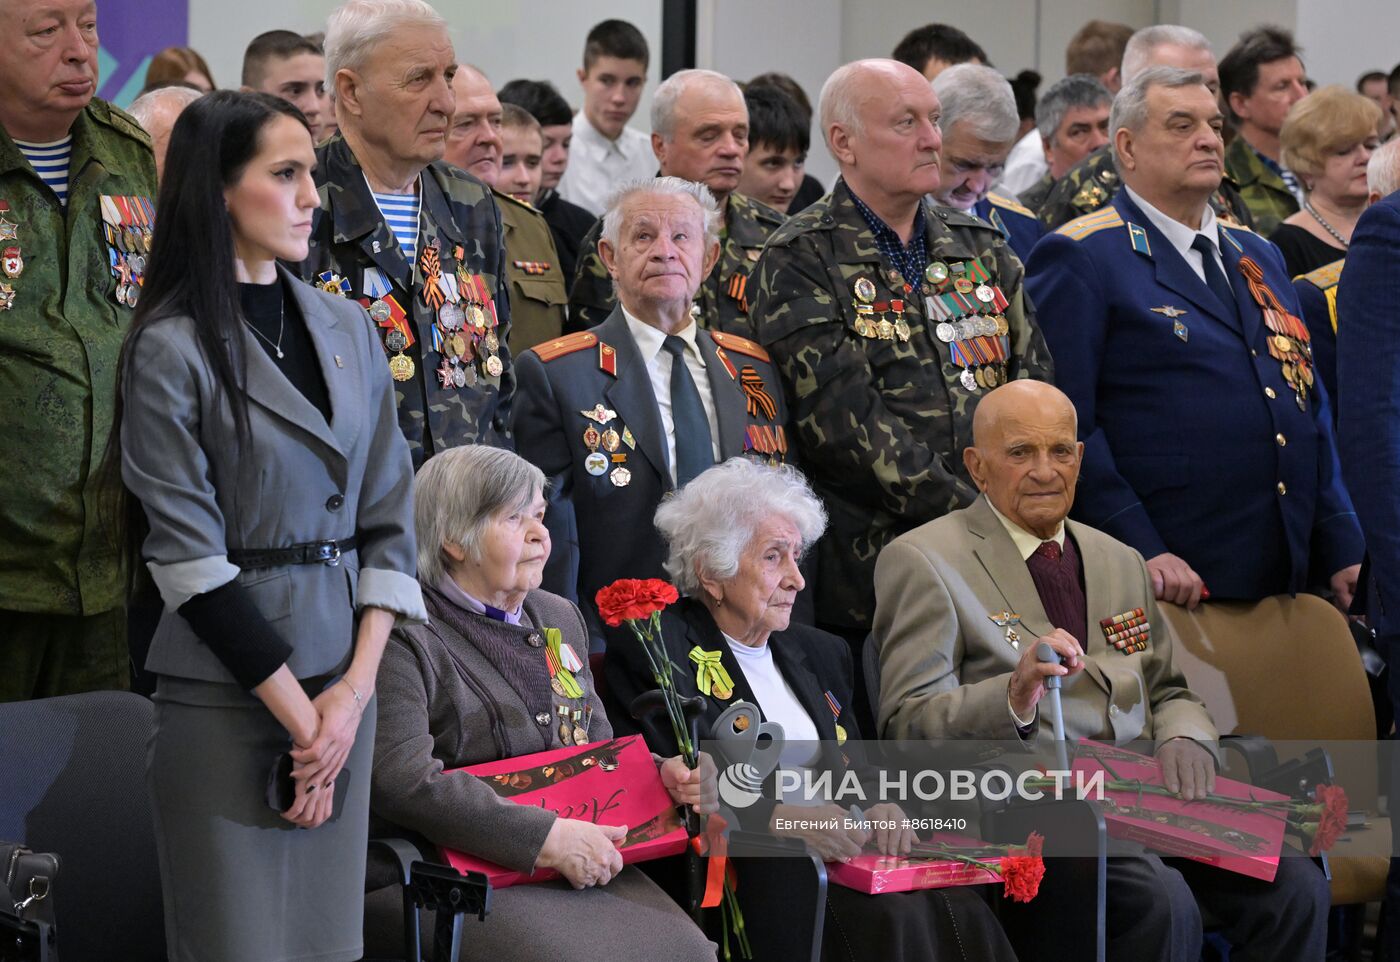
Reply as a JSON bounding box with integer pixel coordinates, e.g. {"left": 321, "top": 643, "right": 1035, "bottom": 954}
{"left": 1037, "top": 641, "right": 1070, "bottom": 773}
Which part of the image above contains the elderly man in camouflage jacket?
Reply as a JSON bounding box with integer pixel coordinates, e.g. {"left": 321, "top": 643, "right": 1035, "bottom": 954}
{"left": 749, "top": 58, "right": 1052, "bottom": 722}
{"left": 0, "top": 0, "right": 158, "bottom": 701}
{"left": 568, "top": 69, "right": 785, "bottom": 336}
{"left": 295, "top": 0, "right": 513, "bottom": 464}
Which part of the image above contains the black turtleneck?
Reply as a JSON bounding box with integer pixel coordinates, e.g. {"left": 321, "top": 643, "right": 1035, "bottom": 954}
{"left": 238, "top": 277, "right": 331, "bottom": 423}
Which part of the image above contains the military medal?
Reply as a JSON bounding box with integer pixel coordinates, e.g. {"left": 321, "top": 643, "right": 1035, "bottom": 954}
{"left": 368, "top": 299, "right": 391, "bottom": 324}
{"left": 824, "top": 690, "right": 848, "bottom": 745}
{"left": 316, "top": 271, "right": 351, "bottom": 297}
{"left": 988, "top": 611, "right": 1022, "bottom": 650}
{"left": 974, "top": 284, "right": 995, "bottom": 304}
{"left": 0, "top": 202, "right": 16, "bottom": 242}
{"left": 0, "top": 282, "right": 13, "bottom": 310}
{"left": 439, "top": 301, "right": 465, "bottom": 330}
{"left": 936, "top": 322, "right": 956, "bottom": 343}
{"left": 601, "top": 428, "right": 621, "bottom": 452}
{"left": 1238, "top": 254, "right": 1314, "bottom": 411}
{"left": 454, "top": 366, "right": 470, "bottom": 388}
{"left": 389, "top": 353, "right": 415, "bottom": 381}
{"left": 853, "top": 277, "right": 876, "bottom": 303}
{"left": 484, "top": 330, "right": 499, "bottom": 353}
{"left": 582, "top": 404, "right": 616, "bottom": 424}
{"left": 1100, "top": 608, "right": 1149, "bottom": 654}
{"left": 558, "top": 708, "right": 572, "bottom": 744}
{"left": 585, "top": 452, "right": 609, "bottom": 476}
{"left": 485, "top": 354, "right": 503, "bottom": 377}
{"left": 583, "top": 426, "right": 601, "bottom": 451}
{"left": 954, "top": 277, "right": 974, "bottom": 294}
{"left": 2, "top": 246, "right": 23, "bottom": 279}
{"left": 436, "top": 359, "right": 455, "bottom": 389}
{"left": 610, "top": 466, "right": 631, "bottom": 487}
{"left": 572, "top": 709, "right": 589, "bottom": 745}
{"left": 960, "top": 368, "right": 978, "bottom": 391}
{"left": 551, "top": 677, "right": 567, "bottom": 697}
{"left": 926, "top": 261, "right": 949, "bottom": 285}
{"left": 689, "top": 646, "right": 735, "bottom": 700}
{"left": 384, "top": 328, "right": 408, "bottom": 352}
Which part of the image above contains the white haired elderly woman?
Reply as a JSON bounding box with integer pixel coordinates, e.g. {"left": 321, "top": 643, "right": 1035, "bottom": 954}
{"left": 605, "top": 458, "right": 1018, "bottom": 962}
{"left": 295, "top": 0, "right": 513, "bottom": 462}
{"left": 369, "top": 444, "right": 717, "bottom": 961}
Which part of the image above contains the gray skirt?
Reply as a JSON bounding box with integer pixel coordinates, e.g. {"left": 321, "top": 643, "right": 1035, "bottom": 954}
{"left": 148, "top": 675, "right": 374, "bottom": 962}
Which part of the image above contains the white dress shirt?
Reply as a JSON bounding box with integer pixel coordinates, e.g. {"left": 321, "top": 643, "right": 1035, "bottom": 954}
{"left": 557, "top": 113, "right": 656, "bottom": 217}
{"left": 1123, "top": 185, "right": 1225, "bottom": 286}
{"left": 723, "top": 632, "right": 823, "bottom": 786}
{"left": 995, "top": 128, "right": 1049, "bottom": 198}
{"left": 622, "top": 307, "right": 721, "bottom": 484}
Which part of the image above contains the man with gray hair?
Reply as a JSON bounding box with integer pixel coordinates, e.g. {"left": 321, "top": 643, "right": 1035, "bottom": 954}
{"left": 1016, "top": 74, "right": 1111, "bottom": 214}
{"left": 1027, "top": 67, "right": 1361, "bottom": 623}
{"left": 293, "top": 0, "right": 513, "bottom": 465}
{"left": 750, "top": 59, "right": 1051, "bottom": 727}
{"left": 929, "top": 62, "right": 1044, "bottom": 263}
{"left": 1038, "top": 25, "right": 1256, "bottom": 230}
{"left": 127, "top": 84, "right": 202, "bottom": 181}
{"left": 569, "top": 68, "right": 785, "bottom": 334}
{"left": 515, "top": 177, "right": 792, "bottom": 649}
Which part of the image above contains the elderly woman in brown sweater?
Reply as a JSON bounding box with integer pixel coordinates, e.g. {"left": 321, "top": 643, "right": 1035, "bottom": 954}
{"left": 370, "top": 445, "right": 716, "bottom": 960}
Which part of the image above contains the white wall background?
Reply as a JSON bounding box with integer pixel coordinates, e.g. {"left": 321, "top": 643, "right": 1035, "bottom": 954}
{"left": 185, "top": 0, "right": 1399, "bottom": 187}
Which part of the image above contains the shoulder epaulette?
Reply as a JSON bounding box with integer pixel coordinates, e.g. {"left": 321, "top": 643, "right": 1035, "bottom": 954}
{"left": 987, "top": 192, "right": 1036, "bottom": 219}
{"left": 531, "top": 331, "right": 598, "bottom": 362}
{"left": 1056, "top": 207, "right": 1124, "bottom": 240}
{"left": 736, "top": 192, "right": 787, "bottom": 225}
{"left": 1299, "top": 259, "right": 1345, "bottom": 290}
{"left": 709, "top": 330, "right": 770, "bottom": 362}
{"left": 936, "top": 205, "right": 991, "bottom": 230}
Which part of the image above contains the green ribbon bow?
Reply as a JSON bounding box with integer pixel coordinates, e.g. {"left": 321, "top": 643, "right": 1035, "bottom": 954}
{"left": 689, "top": 646, "right": 735, "bottom": 699}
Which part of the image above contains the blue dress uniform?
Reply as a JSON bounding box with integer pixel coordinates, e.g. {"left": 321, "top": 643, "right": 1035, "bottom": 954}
{"left": 974, "top": 192, "right": 1045, "bottom": 266}
{"left": 1292, "top": 258, "right": 1344, "bottom": 413}
{"left": 1026, "top": 191, "right": 1363, "bottom": 599}
{"left": 512, "top": 310, "right": 792, "bottom": 648}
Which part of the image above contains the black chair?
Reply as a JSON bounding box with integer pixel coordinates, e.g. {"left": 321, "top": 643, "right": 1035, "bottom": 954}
{"left": 363, "top": 837, "right": 490, "bottom": 962}
{"left": 0, "top": 691, "right": 164, "bottom": 962}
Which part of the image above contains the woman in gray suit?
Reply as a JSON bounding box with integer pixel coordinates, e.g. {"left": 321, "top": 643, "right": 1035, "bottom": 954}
{"left": 371, "top": 444, "right": 717, "bottom": 961}
{"left": 111, "top": 91, "right": 425, "bottom": 962}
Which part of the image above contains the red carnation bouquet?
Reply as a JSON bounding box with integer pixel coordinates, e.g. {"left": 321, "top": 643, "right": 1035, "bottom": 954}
{"left": 908, "top": 832, "right": 1047, "bottom": 903}
{"left": 596, "top": 578, "right": 752, "bottom": 959}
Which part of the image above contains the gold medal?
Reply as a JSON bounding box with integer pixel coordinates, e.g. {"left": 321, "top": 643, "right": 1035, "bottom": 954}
{"left": 0, "top": 282, "right": 14, "bottom": 310}
{"left": 894, "top": 319, "right": 911, "bottom": 342}
{"left": 389, "top": 353, "right": 416, "bottom": 382}
{"left": 484, "top": 330, "right": 499, "bottom": 353}
{"left": 733, "top": 714, "right": 750, "bottom": 732}
{"left": 954, "top": 277, "right": 974, "bottom": 294}
{"left": 601, "top": 428, "right": 620, "bottom": 452}
{"left": 449, "top": 332, "right": 468, "bottom": 359}
{"left": 550, "top": 677, "right": 566, "bottom": 697}
{"left": 583, "top": 426, "right": 601, "bottom": 451}
{"left": 485, "top": 354, "right": 504, "bottom": 378}
{"left": 925, "top": 261, "right": 949, "bottom": 284}
{"left": 854, "top": 316, "right": 871, "bottom": 338}
{"left": 853, "top": 277, "right": 876, "bottom": 303}
{"left": 877, "top": 318, "right": 894, "bottom": 340}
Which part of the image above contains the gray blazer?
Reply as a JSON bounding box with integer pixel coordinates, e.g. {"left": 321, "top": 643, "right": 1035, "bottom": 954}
{"left": 121, "top": 265, "right": 425, "bottom": 683}
{"left": 873, "top": 494, "right": 1217, "bottom": 747}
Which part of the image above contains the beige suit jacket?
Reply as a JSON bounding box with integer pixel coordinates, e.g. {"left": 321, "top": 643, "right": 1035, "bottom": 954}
{"left": 873, "top": 495, "right": 1217, "bottom": 748}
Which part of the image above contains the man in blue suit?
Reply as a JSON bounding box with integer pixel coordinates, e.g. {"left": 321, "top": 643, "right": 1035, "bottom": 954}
{"left": 930, "top": 63, "right": 1045, "bottom": 265}
{"left": 1336, "top": 140, "right": 1400, "bottom": 962}
{"left": 1027, "top": 66, "right": 1362, "bottom": 613}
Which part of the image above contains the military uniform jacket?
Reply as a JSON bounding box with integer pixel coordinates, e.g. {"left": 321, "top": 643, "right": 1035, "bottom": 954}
{"left": 1037, "top": 144, "right": 1256, "bottom": 233}
{"left": 567, "top": 191, "right": 787, "bottom": 335}
{"left": 973, "top": 192, "right": 1045, "bottom": 265}
{"left": 1223, "top": 137, "right": 1300, "bottom": 238}
{"left": 1293, "top": 258, "right": 1344, "bottom": 411}
{"left": 874, "top": 495, "right": 1217, "bottom": 747}
{"left": 1025, "top": 191, "right": 1363, "bottom": 600}
{"left": 750, "top": 178, "right": 1054, "bottom": 630}
{"left": 295, "top": 135, "right": 513, "bottom": 465}
{"left": 0, "top": 99, "right": 157, "bottom": 615}
{"left": 495, "top": 189, "right": 567, "bottom": 356}
{"left": 512, "top": 309, "right": 791, "bottom": 645}
{"left": 1018, "top": 171, "right": 1056, "bottom": 216}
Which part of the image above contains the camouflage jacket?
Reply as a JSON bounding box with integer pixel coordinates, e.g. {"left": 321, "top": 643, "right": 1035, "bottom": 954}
{"left": 1018, "top": 171, "right": 1056, "bottom": 215}
{"left": 1223, "top": 137, "right": 1300, "bottom": 237}
{"left": 0, "top": 100, "right": 156, "bottom": 614}
{"left": 750, "top": 178, "right": 1054, "bottom": 629}
{"left": 294, "top": 135, "right": 513, "bottom": 466}
{"left": 567, "top": 191, "right": 786, "bottom": 336}
{"left": 495, "top": 188, "right": 566, "bottom": 356}
{"left": 1036, "top": 145, "right": 1256, "bottom": 232}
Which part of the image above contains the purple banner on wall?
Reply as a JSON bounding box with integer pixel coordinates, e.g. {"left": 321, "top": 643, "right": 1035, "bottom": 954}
{"left": 97, "top": 0, "right": 189, "bottom": 107}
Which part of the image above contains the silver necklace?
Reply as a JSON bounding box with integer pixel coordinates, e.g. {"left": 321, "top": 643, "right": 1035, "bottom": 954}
{"left": 1304, "top": 200, "right": 1350, "bottom": 249}
{"left": 245, "top": 302, "right": 286, "bottom": 359}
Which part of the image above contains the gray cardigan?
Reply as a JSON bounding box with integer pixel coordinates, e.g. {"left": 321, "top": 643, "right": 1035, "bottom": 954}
{"left": 371, "top": 586, "right": 611, "bottom": 873}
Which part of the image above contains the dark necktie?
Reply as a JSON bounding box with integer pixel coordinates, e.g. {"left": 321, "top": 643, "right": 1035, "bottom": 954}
{"left": 1025, "top": 538, "right": 1088, "bottom": 645}
{"left": 662, "top": 335, "right": 714, "bottom": 486}
{"left": 1190, "top": 234, "right": 1239, "bottom": 319}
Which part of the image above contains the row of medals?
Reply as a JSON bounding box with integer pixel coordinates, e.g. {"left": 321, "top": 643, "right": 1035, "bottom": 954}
{"left": 555, "top": 703, "right": 592, "bottom": 746}
{"left": 370, "top": 295, "right": 502, "bottom": 386}
{"left": 582, "top": 406, "right": 633, "bottom": 487}
{"left": 0, "top": 214, "right": 20, "bottom": 309}
{"left": 853, "top": 260, "right": 1011, "bottom": 392}
{"left": 104, "top": 214, "right": 152, "bottom": 309}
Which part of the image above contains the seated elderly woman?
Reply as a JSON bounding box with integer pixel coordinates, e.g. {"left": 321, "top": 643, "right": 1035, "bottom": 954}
{"left": 605, "top": 458, "right": 1017, "bottom": 962}
{"left": 370, "top": 445, "right": 716, "bottom": 961}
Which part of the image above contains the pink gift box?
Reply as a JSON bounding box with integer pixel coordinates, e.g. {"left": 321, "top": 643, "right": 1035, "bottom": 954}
{"left": 1073, "top": 739, "right": 1286, "bottom": 881}
{"left": 440, "top": 735, "right": 689, "bottom": 888}
{"left": 829, "top": 835, "right": 1009, "bottom": 894}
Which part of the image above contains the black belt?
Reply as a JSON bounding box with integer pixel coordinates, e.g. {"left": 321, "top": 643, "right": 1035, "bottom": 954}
{"left": 228, "top": 537, "right": 357, "bottom": 570}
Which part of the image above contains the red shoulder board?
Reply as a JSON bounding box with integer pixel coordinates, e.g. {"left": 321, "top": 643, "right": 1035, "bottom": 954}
{"left": 709, "top": 330, "right": 770, "bottom": 363}
{"left": 531, "top": 331, "right": 597, "bottom": 362}
{"left": 598, "top": 341, "right": 617, "bottom": 377}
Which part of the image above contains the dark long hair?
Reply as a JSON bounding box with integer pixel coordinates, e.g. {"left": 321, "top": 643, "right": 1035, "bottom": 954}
{"left": 102, "top": 90, "right": 311, "bottom": 576}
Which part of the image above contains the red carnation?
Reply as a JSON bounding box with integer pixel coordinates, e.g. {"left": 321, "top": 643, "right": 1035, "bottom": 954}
{"left": 1308, "top": 783, "right": 1349, "bottom": 856}
{"left": 1000, "top": 853, "right": 1046, "bottom": 903}
{"left": 595, "top": 578, "right": 680, "bottom": 627}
